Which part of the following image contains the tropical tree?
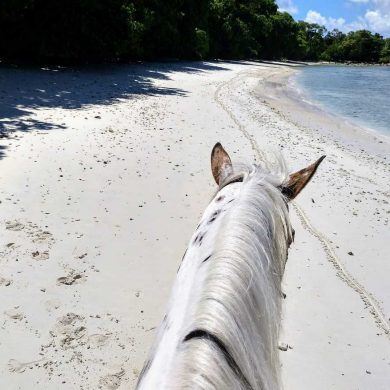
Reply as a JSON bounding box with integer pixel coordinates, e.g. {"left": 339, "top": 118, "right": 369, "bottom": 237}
{"left": 340, "top": 30, "right": 384, "bottom": 63}
{"left": 379, "top": 38, "right": 390, "bottom": 63}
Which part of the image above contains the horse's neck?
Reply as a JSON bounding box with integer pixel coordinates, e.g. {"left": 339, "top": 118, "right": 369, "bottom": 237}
{"left": 137, "top": 176, "right": 290, "bottom": 390}
{"left": 137, "top": 183, "right": 241, "bottom": 389}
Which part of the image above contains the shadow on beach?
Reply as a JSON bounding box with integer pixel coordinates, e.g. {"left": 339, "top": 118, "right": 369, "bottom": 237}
{"left": 0, "top": 61, "right": 230, "bottom": 158}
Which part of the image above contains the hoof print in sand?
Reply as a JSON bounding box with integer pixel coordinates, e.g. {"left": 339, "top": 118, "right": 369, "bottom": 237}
{"left": 32, "top": 230, "right": 54, "bottom": 244}
{"left": 4, "top": 308, "right": 24, "bottom": 321}
{"left": 57, "top": 312, "right": 84, "bottom": 326}
{"left": 52, "top": 313, "right": 87, "bottom": 350}
{"left": 5, "top": 221, "right": 25, "bottom": 231}
{"left": 88, "top": 333, "right": 110, "bottom": 348}
{"left": 57, "top": 271, "right": 86, "bottom": 286}
{"left": 31, "top": 250, "right": 50, "bottom": 260}
{"left": 98, "top": 369, "right": 125, "bottom": 390}
{"left": 0, "top": 277, "right": 12, "bottom": 287}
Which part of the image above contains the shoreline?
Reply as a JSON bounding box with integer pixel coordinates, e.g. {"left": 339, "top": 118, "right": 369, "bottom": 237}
{"left": 254, "top": 65, "right": 390, "bottom": 161}
{"left": 288, "top": 69, "right": 390, "bottom": 140}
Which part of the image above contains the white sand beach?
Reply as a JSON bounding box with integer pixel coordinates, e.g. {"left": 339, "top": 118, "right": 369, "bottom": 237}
{"left": 0, "top": 61, "right": 389, "bottom": 389}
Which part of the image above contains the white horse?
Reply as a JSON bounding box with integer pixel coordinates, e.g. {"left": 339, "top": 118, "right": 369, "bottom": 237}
{"left": 137, "top": 143, "right": 325, "bottom": 390}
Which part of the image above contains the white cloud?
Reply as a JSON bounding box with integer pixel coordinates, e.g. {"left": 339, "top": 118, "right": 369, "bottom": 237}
{"left": 289, "top": 0, "right": 390, "bottom": 36}
{"left": 364, "top": 9, "right": 390, "bottom": 33}
{"left": 329, "top": 17, "right": 348, "bottom": 29}
{"left": 305, "top": 10, "right": 327, "bottom": 25}
{"left": 372, "top": 0, "right": 390, "bottom": 13}
{"left": 305, "top": 10, "right": 346, "bottom": 30}
{"left": 347, "top": 0, "right": 390, "bottom": 35}
{"left": 345, "top": 18, "right": 367, "bottom": 31}
{"left": 305, "top": 5, "right": 390, "bottom": 36}
{"left": 277, "top": 0, "right": 298, "bottom": 15}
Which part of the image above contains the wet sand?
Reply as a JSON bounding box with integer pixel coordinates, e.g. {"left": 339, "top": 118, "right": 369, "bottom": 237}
{"left": 0, "top": 61, "right": 389, "bottom": 389}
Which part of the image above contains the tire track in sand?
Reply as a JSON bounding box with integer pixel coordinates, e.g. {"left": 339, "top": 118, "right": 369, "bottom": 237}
{"left": 213, "top": 68, "right": 390, "bottom": 338}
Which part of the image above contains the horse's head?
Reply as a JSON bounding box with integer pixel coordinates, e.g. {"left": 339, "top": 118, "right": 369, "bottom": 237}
{"left": 211, "top": 142, "right": 325, "bottom": 253}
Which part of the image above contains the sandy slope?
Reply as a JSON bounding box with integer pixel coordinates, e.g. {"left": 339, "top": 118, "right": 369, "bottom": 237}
{"left": 0, "top": 61, "right": 389, "bottom": 389}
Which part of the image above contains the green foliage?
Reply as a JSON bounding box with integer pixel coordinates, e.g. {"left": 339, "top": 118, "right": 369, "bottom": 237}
{"left": 208, "top": 0, "right": 277, "bottom": 58}
{"left": 339, "top": 30, "right": 384, "bottom": 63}
{"left": 266, "top": 12, "right": 299, "bottom": 59}
{"left": 0, "top": 0, "right": 141, "bottom": 62}
{"left": 320, "top": 29, "right": 346, "bottom": 62}
{"left": 295, "top": 22, "right": 327, "bottom": 61}
{"left": 0, "top": 0, "right": 388, "bottom": 63}
{"left": 380, "top": 38, "right": 390, "bottom": 63}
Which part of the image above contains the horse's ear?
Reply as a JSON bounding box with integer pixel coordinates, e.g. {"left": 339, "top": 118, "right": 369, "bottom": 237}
{"left": 211, "top": 143, "right": 232, "bottom": 185}
{"left": 281, "top": 156, "right": 325, "bottom": 200}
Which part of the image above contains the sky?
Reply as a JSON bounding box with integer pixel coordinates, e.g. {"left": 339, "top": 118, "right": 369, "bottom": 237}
{"left": 276, "top": 0, "right": 390, "bottom": 36}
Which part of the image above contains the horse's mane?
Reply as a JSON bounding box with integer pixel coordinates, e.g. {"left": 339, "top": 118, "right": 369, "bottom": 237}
{"left": 170, "top": 159, "right": 293, "bottom": 389}
{"left": 137, "top": 156, "right": 293, "bottom": 390}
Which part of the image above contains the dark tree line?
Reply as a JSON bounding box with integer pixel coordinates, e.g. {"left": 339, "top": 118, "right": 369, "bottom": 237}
{"left": 0, "top": 0, "right": 389, "bottom": 64}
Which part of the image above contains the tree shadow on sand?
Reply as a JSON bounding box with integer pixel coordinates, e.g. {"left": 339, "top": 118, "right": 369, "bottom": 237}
{"left": 0, "top": 61, "right": 229, "bottom": 158}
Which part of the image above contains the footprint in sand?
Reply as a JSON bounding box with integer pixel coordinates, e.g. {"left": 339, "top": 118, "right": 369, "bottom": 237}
{"left": 56, "top": 270, "right": 86, "bottom": 286}
{"left": 60, "top": 326, "right": 87, "bottom": 349}
{"left": 31, "top": 250, "right": 50, "bottom": 261}
{"left": 32, "top": 230, "right": 54, "bottom": 244}
{"left": 88, "top": 333, "right": 110, "bottom": 348}
{"left": 0, "top": 277, "right": 12, "bottom": 286}
{"left": 57, "top": 313, "right": 84, "bottom": 326}
{"left": 5, "top": 220, "right": 25, "bottom": 231}
{"left": 8, "top": 358, "right": 45, "bottom": 373}
{"left": 4, "top": 222, "right": 55, "bottom": 262}
{"left": 52, "top": 313, "right": 88, "bottom": 350}
{"left": 4, "top": 308, "right": 24, "bottom": 321}
{"left": 98, "top": 369, "right": 125, "bottom": 390}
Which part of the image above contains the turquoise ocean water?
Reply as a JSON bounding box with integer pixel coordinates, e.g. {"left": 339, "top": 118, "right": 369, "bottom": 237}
{"left": 292, "top": 65, "right": 390, "bottom": 135}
